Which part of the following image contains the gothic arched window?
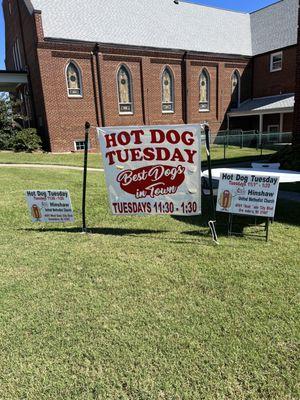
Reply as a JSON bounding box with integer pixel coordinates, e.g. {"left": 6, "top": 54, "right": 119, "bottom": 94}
{"left": 117, "top": 65, "right": 133, "bottom": 114}
{"left": 231, "top": 70, "right": 240, "bottom": 108}
{"left": 66, "top": 61, "right": 82, "bottom": 97}
{"left": 199, "top": 69, "right": 210, "bottom": 111}
{"left": 162, "top": 67, "right": 174, "bottom": 112}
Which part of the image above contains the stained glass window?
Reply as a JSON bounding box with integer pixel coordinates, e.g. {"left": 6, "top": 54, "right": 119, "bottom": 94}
{"left": 66, "top": 62, "right": 82, "bottom": 97}
{"left": 162, "top": 67, "right": 174, "bottom": 112}
{"left": 231, "top": 70, "right": 240, "bottom": 108}
{"left": 117, "top": 65, "right": 133, "bottom": 113}
{"left": 199, "top": 69, "right": 210, "bottom": 111}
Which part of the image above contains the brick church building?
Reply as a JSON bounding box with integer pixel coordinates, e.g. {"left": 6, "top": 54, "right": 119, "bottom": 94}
{"left": 2, "top": 0, "right": 300, "bottom": 152}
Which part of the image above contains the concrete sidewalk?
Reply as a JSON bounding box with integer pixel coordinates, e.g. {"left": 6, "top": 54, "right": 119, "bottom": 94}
{"left": 0, "top": 163, "right": 104, "bottom": 172}
{"left": 1, "top": 162, "right": 299, "bottom": 202}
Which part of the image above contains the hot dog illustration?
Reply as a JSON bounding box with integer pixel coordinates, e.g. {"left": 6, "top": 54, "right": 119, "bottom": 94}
{"left": 219, "top": 190, "right": 232, "bottom": 209}
{"left": 31, "top": 204, "right": 42, "bottom": 219}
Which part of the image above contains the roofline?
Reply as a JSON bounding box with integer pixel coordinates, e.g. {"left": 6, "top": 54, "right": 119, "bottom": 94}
{"left": 252, "top": 92, "right": 294, "bottom": 101}
{"left": 250, "top": 0, "right": 283, "bottom": 14}
{"left": 42, "top": 37, "right": 252, "bottom": 59}
{"left": 178, "top": 0, "right": 248, "bottom": 15}
{"left": 29, "top": 0, "right": 283, "bottom": 17}
{"left": 228, "top": 107, "right": 294, "bottom": 117}
{"left": 253, "top": 43, "right": 298, "bottom": 57}
{"left": 0, "top": 69, "right": 28, "bottom": 74}
{"left": 23, "top": 0, "right": 34, "bottom": 14}
{"left": 26, "top": 0, "right": 294, "bottom": 58}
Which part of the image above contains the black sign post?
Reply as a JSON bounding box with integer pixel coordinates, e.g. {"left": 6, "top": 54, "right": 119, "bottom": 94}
{"left": 82, "top": 121, "right": 91, "bottom": 233}
{"left": 204, "top": 124, "right": 219, "bottom": 244}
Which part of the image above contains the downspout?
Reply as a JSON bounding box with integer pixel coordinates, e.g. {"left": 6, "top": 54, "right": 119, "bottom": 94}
{"left": 90, "top": 52, "right": 100, "bottom": 127}
{"left": 94, "top": 43, "right": 105, "bottom": 127}
{"left": 140, "top": 60, "right": 146, "bottom": 125}
{"left": 250, "top": 58, "right": 254, "bottom": 100}
{"left": 182, "top": 51, "right": 189, "bottom": 124}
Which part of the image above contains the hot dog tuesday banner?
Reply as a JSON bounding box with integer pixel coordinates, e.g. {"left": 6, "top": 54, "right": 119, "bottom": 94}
{"left": 97, "top": 125, "right": 202, "bottom": 216}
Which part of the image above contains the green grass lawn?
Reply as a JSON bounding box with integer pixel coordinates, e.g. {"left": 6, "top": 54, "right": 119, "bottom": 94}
{"left": 0, "top": 166, "right": 299, "bottom": 399}
{"left": 0, "top": 150, "right": 104, "bottom": 169}
{"left": 0, "top": 145, "right": 275, "bottom": 169}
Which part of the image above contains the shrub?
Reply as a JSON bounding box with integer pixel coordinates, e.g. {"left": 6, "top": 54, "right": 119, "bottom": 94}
{"left": 0, "top": 129, "right": 16, "bottom": 150}
{"left": 12, "top": 128, "right": 42, "bottom": 152}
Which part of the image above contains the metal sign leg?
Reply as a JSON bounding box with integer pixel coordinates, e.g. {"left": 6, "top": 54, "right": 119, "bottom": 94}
{"left": 204, "top": 124, "right": 219, "bottom": 244}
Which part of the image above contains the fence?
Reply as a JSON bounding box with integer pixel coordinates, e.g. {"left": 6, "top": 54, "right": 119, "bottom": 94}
{"left": 211, "top": 130, "right": 292, "bottom": 161}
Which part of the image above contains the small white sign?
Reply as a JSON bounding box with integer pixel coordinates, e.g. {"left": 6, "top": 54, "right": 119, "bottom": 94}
{"left": 97, "top": 125, "right": 202, "bottom": 216}
{"left": 216, "top": 173, "right": 279, "bottom": 218}
{"left": 25, "top": 190, "right": 74, "bottom": 223}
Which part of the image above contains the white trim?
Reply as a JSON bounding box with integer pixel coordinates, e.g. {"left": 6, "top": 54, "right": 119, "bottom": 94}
{"left": 74, "top": 139, "right": 90, "bottom": 151}
{"left": 65, "top": 60, "right": 83, "bottom": 98}
{"left": 259, "top": 114, "right": 263, "bottom": 133}
{"left": 228, "top": 107, "right": 294, "bottom": 117}
{"left": 279, "top": 113, "right": 284, "bottom": 132}
{"left": 267, "top": 124, "right": 280, "bottom": 133}
{"left": 161, "top": 65, "right": 175, "bottom": 114}
{"left": 199, "top": 68, "right": 210, "bottom": 112}
{"left": 270, "top": 51, "right": 283, "bottom": 72}
{"left": 118, "top": 111, "right": 134, "bottom": 116}
{"left": 116, "top": 64, "right": 134, "bottom": 115}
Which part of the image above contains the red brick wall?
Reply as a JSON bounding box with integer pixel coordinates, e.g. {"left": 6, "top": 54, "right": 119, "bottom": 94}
{"left": 4, "top": 1, "right": 254, "bottom": 152}
{"left": 293, "top": 3, "right": 300, "bottom": 145}
{"left": 284, "top": 113, "right": 294, "bottom": 133}
{"left": 262, "top": 114, "right": 280, "bottom": 132}
{"left": 263, "top": 113, "right": 293, "bottom": 133}
{"left": 189, "top": 62, "right": 218, "bottom": 126}
{"left": 34, "top": 44, "right": 252, "bottom": 152}
{"left": 3, "top": 0, "right": 50, "bottom": 147}
{"left": 252, "top": 46, "right": 297, "bottom": 98}
{"left": 3, "top": 0, "right": 19, "bottom": 70}
{"left": 143, "top": 59, "right": 184, "bottom": 126}
{"left": 37, "top": 49, "right": 99, "bottom": 152}
{"left": 100, "top": 57, "right": 144, "bottom": 127}
{"left": 4, "top": 0, "right": 299, "bottom": 152}
{"left": 228, "top": 113, "right": 293, "bottom": 133}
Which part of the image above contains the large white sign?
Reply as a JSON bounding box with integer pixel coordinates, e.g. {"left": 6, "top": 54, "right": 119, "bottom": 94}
{"left": 216, "top": 173, "right": 279, "bottom": 218}
{"left": 97, "top": 125, "right": 202, "bottom": 216}
{"left": 25, "top": 190, "right": 74, "bottom": 222}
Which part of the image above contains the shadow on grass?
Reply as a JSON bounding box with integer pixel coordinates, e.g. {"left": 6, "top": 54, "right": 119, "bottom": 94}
{"left": 22, "top": 227, "right": 168, "bottom": 236}
{"left": 21, "top": 197, "right": 300, "bottom": 243}
{"left": 172, "top": 197, "right": 300, "bottom": 240}
{"left": 274, "top": 199, "right": 300, "bottom": 227}
{"left": 21, "top": 226, "right": 216, "bottom": 245}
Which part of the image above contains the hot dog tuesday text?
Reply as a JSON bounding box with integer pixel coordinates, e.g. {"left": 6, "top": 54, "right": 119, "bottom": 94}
{"left": 103, "top": 129, "right": 197, "bottom": 165}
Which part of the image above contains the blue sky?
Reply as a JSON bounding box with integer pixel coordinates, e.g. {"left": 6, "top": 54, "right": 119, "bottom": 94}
{"left": 0, "top": 0, "right": 277, "bottom": 70}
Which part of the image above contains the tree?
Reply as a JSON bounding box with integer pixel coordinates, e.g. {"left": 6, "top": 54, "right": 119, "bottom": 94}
{"left": 0, "top": 93, "right": 28, "bottom": 150}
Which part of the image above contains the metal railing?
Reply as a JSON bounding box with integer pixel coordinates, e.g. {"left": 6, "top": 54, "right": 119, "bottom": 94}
{"left": 211, "top": 130, "right": 292, "bottom": 160}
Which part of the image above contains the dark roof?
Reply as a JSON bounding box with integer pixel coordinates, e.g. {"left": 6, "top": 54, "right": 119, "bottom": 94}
{"left": 229, "top": 93, "right": 295, "bottom": 115}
